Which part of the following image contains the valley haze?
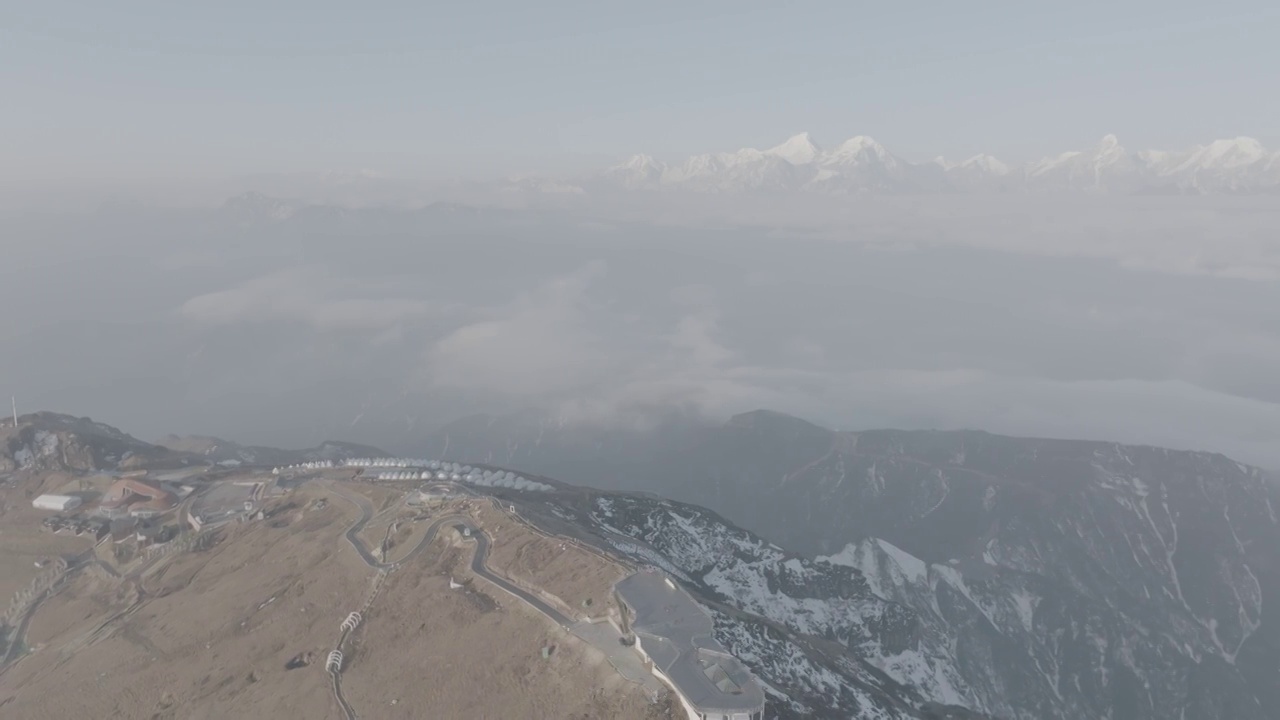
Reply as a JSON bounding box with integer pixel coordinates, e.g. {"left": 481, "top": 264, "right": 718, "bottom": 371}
{"left": 3, "top": 181, "right": 1280, "bottom": 470}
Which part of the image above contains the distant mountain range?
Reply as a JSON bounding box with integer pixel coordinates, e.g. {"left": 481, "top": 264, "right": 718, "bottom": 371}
{"left": 580, "top": 133, "right": 1280, "bottom": 195}
{"left": 0, "top": 412, "right": 387, "bottom": 474}
{"left": 169, "top": 133, "right": 1280, "bottom": 213}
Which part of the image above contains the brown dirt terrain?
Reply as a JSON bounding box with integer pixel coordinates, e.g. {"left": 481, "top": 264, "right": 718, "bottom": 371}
{"left": 341, "top": 532, "right": 669, "bottom": 719}
{"left": 346, "top": 481, "right": 404, "bottom": 513}
{"left": 0, "top": 472, "right": 96, "bottom": 600}
{"left": 373, "top": 510, "right": 437, "bottom": 565}
{"left": 0, "top": 483, "right": 663, "bottom": 719}
{"left": 355, "top": 497, "right": 409, "bottom": 552}
{"left": 480, "top": 507, "right": 629, "bottom": 620}
{"left": 0, "top": 487, "right": 366, "bottom": 719}
{"left": 22, "top": 573, "right": 133, "bottom": 648}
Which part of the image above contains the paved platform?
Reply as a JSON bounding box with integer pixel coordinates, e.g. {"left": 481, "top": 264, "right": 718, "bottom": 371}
{"left": 570, "top": 620, "right": 665, "bottom": 699}
{"left": 616, "top": 570, "right": 765, "bottom": 717}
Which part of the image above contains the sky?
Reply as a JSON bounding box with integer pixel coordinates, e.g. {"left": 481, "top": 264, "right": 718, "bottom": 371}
{"left": 2, "top": 3, "right": 1280, "bottom": 472}
{"left": 3, "top": 1, "right": 1280, "bottom": 183}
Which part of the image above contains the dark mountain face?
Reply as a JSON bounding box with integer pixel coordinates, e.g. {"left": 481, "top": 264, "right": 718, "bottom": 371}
{"left": 1, "top": 412, "right": 178, "bottom": 473}
{"left": 422, "top": 409, "right": 1280, "bottom": 719}
{"left": 0, "top": 412, "right": 389, "bottom": 474}
{"left": 419, "top": 407, "right": 712, "bottom": 486}
{"left": 512, "top": 485, "right": 980, "bottom": 719}
{"left": 153, "top": 434, "right": 387, "bottom": 468}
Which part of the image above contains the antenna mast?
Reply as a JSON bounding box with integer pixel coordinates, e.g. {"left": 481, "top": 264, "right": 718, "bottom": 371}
{"left": 11, "top": 396, "right": 16, "bottom": 428}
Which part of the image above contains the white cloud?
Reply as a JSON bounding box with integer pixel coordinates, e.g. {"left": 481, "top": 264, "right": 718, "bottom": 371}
{"left": 178, "top": 266, "right": 443, "bottom": 332}
{"left": 424, "top": 261, "right": 615, "bottom": 396}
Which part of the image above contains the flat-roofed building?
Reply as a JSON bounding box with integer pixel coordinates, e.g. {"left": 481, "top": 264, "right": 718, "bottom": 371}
{"left": 32, "top": 494, "right": 82, "bottom": 512}
{"left": 615, "top": 570, "right": 765, "bottom": 720}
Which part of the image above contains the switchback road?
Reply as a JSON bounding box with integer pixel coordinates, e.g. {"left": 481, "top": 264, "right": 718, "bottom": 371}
{"left": 326, "top": 481, "right": 573, "bottom": 626}
{"left": 326, "top": 482, "right": 464, "bottom": 570}
{"left": 321, "top": 480, "right": 575, "bottom": 720}
{"left": 462, "top": 525, "right": 572, "bottom": 628}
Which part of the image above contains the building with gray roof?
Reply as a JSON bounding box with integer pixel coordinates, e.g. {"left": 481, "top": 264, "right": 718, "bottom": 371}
{"left": 615, "top": 569, "right": 765, "bottom": 720}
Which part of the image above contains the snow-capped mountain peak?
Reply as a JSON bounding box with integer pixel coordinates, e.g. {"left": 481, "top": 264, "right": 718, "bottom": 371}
{"left": 603, "top": 153, "right": 667, "bottom": 188}
{"left": 1176, "top": 136, "right": 1268, "bottom": 172}
{"left": 611, "top": 153, "right": 664, "bottom": 173}
{"left": 827, "top": 135, "right": 892, "bottom": 162}
{"left": 765, "top": 132, "right": 822, "bottom": 165}
{"left": 1022, "top": 134, "right": 1138, "bottom": 191}
{"left": 959, "top": 154, "right": 1010, "bottom": 176}
{"left": 585, "top": 132, "right": 1279, "bottom": 195}
{"left": 1029, "top": 134, "right": 1126, "bottom": 175}
{"left": 1090, "top": 134, "right": 1130, "bottom": 167}
{"left": 1137, "top": 148, "right": 1187, "bottom": 175}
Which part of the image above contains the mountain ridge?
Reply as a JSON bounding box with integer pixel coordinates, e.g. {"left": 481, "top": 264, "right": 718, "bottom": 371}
{"left": 8, "top": 408, "right": 1276, "bottom": 718}
{"left": 0, "top": 412, "right": 390, "bottom": 473}
{"left": 417, "top": 406, "right": 1280, "bottom": 719}
{"left": 0, "top": 410, "right": 986, "bottom": 718}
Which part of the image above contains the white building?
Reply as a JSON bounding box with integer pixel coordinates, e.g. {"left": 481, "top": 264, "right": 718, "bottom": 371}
{"left": 32, "top": 494, "right": 82, "bottom": 512}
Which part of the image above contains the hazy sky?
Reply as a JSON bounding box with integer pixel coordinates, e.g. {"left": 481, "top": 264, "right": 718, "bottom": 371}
{"left": 3, "top": 3, "right": 1280, "bottom": 472}
{"left": 3, "top": 1, "right": 1279, "bottom": 182}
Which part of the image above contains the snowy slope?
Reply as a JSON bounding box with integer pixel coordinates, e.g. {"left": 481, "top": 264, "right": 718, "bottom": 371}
{"left": 519, "top": 491, "right": 984, "bottom": 719}
{"left": 428, "top": 410, "right": 1280, "bottom": 719}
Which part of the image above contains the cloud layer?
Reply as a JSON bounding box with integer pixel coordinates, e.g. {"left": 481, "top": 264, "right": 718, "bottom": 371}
{"left": 4, "top": 195, "right": 1280, "bottom": 468}
{"left": 178, "top": 266, "right": 444, "bottom": 332}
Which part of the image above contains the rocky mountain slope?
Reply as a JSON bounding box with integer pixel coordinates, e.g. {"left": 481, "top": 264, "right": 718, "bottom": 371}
{"left": 153, "top": 434, "right": 387, "bottom": 468}
{"left": 0, "top": 410, "right": 961, "bottom": 718}
{"left": 0, "top": 413, "right": 388, "bottom": 475}
{"left": 8, "top": 408, "right": 1275, "bottom": 717}
{"left": 423, "top": 409, "right": 1280, "bottom": 719}
{"left": 0, "top": 412, "right": 178, "bottom": 473}
{"left": 516, "top": 487, "right": 988, "bottom": 719}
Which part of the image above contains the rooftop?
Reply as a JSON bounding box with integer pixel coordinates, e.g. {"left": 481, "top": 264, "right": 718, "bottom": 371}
{"left": 615, "top": 570, "right": 764, "bottom": 715}
{"left": 100, "top": 478, "right": 178, "bottom": 513}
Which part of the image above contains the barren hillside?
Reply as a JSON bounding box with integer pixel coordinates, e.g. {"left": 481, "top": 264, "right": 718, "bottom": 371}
{"left": 0, "top": 481, "right": 669, "bottom": 719}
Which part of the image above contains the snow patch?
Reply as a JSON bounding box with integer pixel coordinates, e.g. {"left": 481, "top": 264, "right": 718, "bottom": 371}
{"left": 983, "top": 538, "right": 998, "bottom": 566}
{"left": 35, "top": 431, "right": 59, "bottom": 457}
{"left": 1011, "top": 588, "right": 1039, "bottom": 633}
{"left": 878, "top": 648, "right": 971, "bottom": 708}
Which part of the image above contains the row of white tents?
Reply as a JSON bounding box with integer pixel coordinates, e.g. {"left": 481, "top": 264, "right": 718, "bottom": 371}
{"left": 346, "top": 458, "right": 438, "bottom": 469}
{"left": 271, "top": 460, "right": 337, "bottom": 474}
{"left": 371, "top": 466, "right": 552, "bottom": 492}
{"left": 469, "top": 471, "right": 553, "bottom": 492}
{"left": 376, "top": 470, "right": 454, "bottom": 481}
{"left": 273, "top": 456, "right": 553, "bottom": 492}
